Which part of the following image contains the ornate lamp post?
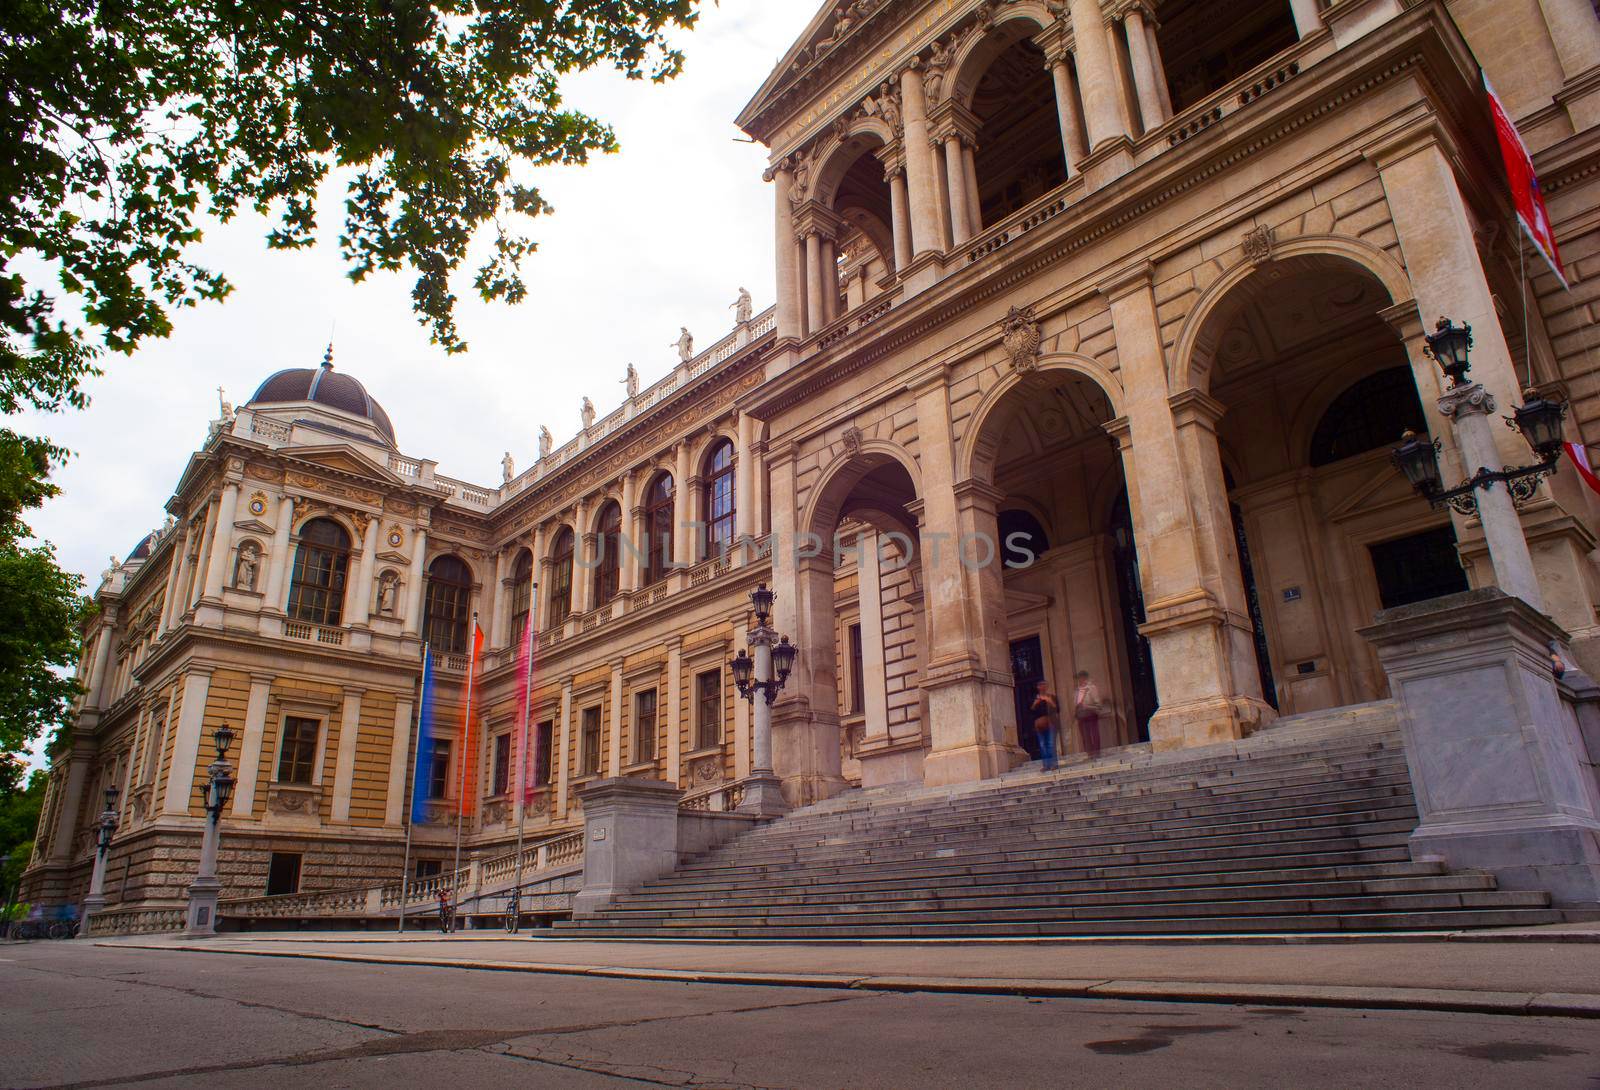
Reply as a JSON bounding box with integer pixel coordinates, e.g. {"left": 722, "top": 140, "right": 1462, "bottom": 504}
{"left": 731, "top": 582, "right": 797, "bottom": 816}
{"left": 185, "top": 723, "right": 236, "bottom": 936}
{"left": 1390, "top": 318, "right": 1567, "bottom": 609}
{"left": 78, "top": 784, "right": 121, "bottom": 937}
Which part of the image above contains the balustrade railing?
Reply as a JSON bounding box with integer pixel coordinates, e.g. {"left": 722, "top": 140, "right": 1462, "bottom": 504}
{"left": 679, "top": 780, "right": 747, "bottom": 813}
{"left": 285, "top": 621, "right": 345, "bottom": 646}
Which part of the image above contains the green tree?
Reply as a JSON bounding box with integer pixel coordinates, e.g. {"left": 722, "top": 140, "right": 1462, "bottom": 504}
{"left": 0, "top": 763, "right": 46, "bottom": 893}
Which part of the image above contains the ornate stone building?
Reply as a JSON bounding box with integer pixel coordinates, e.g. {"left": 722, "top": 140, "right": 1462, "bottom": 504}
{"left": 22, "top": 0, "right": 1600, "bottom": 918}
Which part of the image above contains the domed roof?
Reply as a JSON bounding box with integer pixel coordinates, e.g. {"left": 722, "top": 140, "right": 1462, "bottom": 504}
{"left": 248, "top": 347, "right": 396, "bottom": 445}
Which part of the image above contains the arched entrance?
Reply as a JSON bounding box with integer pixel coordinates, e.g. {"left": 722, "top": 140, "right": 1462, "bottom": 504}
{"left": 964, "top": 363, "right": 1149, "bottom": 757}
{"left": 1190, "top": 254, "right": 1467, "bottom": 712}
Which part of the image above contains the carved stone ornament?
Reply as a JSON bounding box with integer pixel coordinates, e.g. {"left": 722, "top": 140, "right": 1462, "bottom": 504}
{"left": 267, "top": 783, "right": 320, "bottom": 815}
{"left": 1001, "top": 305, "right": 1043, "bottom": 373}
{"left": 691, "top": 756, "right": 724, "bottom": 785}
{"left": 529, "top": 792, "right": 550, "bottom": 817}
{"left": 248, "top": 491, "right": 268, "bottom": 517}
{"left": 841, "top": 425, "right": 865, "bottom": 457}
{"left": 387, "top": 526, "right": 405, "bottom": 549}
{"left": 1242, "top": 224, "right": 1276, "bottom": 266}
{"left": 484, "top": 800, "right": 508, "bottom": 826}
{"left": 1437, "top": 380, "right": 1497, "bottom": 419}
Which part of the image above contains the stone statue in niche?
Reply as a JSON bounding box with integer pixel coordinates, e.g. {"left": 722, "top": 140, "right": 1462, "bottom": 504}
{"left": 538, "top": 425, "right": 553, "bottom": 459}
{"left": 671, "top": 327, "right": 694, "bottom": 363}
{"left": 580, "top": 397, "right": 596, "bottom": 430}
{"left": 377, "top": 571, "right": 399, "bottom": 616}
{"left": 621, "top": 363, "right": 640, "bottom": 398}
{"left": 233, "top": 543, "right": 260, "bottom": 591}
{"left": 730, "top": 287, "right": 753, "bottom": 325}
{"left": 501, "top": 451, "right": 515, "bottom": 484}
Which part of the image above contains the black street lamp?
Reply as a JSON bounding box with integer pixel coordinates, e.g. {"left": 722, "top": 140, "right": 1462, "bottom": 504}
{"left": 187, "top": 723, "right": 237, "bottom": 935}
{"left": 80, "top": 784, "right": 122, "bottom": 936}
{"left": 731, "top": 583, "right": 796, "bottom": 814}
{"left": 1393, "top": 317, "right": 1568, "bottom": 515}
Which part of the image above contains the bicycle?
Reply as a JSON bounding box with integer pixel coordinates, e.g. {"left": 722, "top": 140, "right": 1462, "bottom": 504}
{"left": 504, "top": 888, "right": 521, "bottom": 934}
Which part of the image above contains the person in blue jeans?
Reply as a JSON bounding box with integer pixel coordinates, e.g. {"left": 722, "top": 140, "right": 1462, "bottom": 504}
{"left": 1030, "top": 680, "right": 1061, "bottom": 771}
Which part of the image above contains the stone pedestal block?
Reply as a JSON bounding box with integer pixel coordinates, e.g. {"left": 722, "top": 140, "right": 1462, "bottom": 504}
{"left": 184, "top": 876, "right": 221, "bottom": 936}
{"left": 571, "top": 778, "right": 682, "bottom": 918}
{"left": 1361, "top": 588, "right": 1600, "bottom": 907}
{"left": 736, "top": 773, "right": 789, "bottom": 818}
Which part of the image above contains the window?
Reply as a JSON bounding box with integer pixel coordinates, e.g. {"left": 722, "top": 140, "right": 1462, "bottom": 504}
{"left": 634, "top": 689, "right": 658, "bottom": 762}
{"left": 535, "top": 721, "right": 554, "bottom": 785}
{"left": 423, "top": 556, "right": 473, "bottom": 653}
{"left": 703, "top": 440, "right": 736, "bottom": 559}
{"left": 696, "top": 670, "right": 722, "bottom": 750}
{"left": 428, "top": 740, "right": 453, "bottom": 799}
{"left": 644, "top": 473, "right": 675, "bottom": 585}
{"left": 415, "top": 859, "right": 442, "bottom": 879}
{"left": 276, "top": 716, "right": 319, "bottom": 785}
{"left": 287, "top": 518, "right": 350, "bottom": 625}
{"left": 549, "top": 528, "right": 575, "bottom": 625}
{"left": 594, "top": 501, "right": 622, "bottom": 607}
{"left": 492, "top": 733, "right": 512, "bottom": 796}
{"left": 509, "top": 550, "right": 534, "bottom": 640}
{"left": 1369, "top": 526, "right": 1470, "bottom": 610}
{"left": 1310, "top": 366, "right": 1428, "bottom": 467}
{"left": 141, "top": 706, "right": 167, "bottom": 784}
{"left": 266, "top": 852, "right": 302, "bottom": 895}
{"left": 848, "top": 624, "right": 864, "bottom": 715}
{"left": 581, "top": 706, "right": 602, "bottom": 776}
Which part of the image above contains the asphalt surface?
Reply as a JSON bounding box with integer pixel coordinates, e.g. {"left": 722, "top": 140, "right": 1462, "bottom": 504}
{"left": 3, "top": 941, "right": 1598, "bottom": 1088}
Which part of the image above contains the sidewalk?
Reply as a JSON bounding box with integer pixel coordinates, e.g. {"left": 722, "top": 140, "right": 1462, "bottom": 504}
{"left": 99, "top": 922, "right": 1600, "bottom": 1019}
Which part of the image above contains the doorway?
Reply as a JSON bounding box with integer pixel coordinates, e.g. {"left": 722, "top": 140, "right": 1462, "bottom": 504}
{"left": 1010, "top": 636, "right": 1046, "bottom": 760}
{"left": 1369, "top": 526, "right": 1470, "bottom": 610}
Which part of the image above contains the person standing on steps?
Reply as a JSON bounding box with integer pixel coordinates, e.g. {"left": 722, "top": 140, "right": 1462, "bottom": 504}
{"left": 1030, "top": 679, "right": 1061, "bottom": 771}
{"left": 437, "top": 887, "right": 454, "bottom": 934}
{"left": 1074, "top": 671, "right": 1104, "bottom": 759}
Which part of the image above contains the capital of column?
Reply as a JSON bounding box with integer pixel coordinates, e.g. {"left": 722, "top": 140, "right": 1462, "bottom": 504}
{"left": 951, "top": 478, "right": 1007, "bottom": 514}
{"left": 1103, "top": 415, "right": 1134, "bottom": 451}
{"left": 926, "top": 98, "right": 982, "bottom": 146}
{"left": 1377, "top": 299, "right": 1426, "bottom": 342}
{"left": 1096, "top": 257, "right": 1155, "bottom": 303}
{"left": 792, "top": 200, "right": 844, "bottom": 243}
{"left": 1167, "top": 388, "right": 1229, "bottom": 430}
{"left": 1437, "top": 381, "right": 1497, "bottom": 419}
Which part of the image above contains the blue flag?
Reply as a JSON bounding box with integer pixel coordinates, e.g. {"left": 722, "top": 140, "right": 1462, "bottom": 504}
{"left": 409, "top": 647, "right": 437, "bottom": 825}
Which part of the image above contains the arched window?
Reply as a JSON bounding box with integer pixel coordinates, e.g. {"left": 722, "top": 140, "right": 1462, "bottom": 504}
{"left": 702, "top": 440, "right": 735, "bottom": 559}
{"left": 644, "top": 473, "right": 675, "bottom": 585}
{"left": 288, "top": 518, "right": 351, "bottom": 625}
{"left": 423, "top": 556, "right": 473, "bottom": 653}
{"left": 509, "top": 550, "right": 534, "bottom": 639}
{"left": 1309, "top": 367, "right": 1428, "bottom": 468}
{"left": 549, "top": 528, "right": 575, "bottom": 625}
{"left": 593, "top": 502, "right": 622, "bottom": 608}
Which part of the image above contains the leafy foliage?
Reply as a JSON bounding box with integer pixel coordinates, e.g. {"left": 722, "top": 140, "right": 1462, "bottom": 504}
{"left": 0, "top": 547, "right": 87, "bottom": 759}
{"left": 2, "top": 0, "right": 702, "bottom": 396}
{"left": 0, "top": 764, "right": 47, "bottom": 891}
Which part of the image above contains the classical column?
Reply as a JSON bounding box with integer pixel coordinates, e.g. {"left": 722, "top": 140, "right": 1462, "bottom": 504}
{"left": 489, "top": 547, "right": 509, "bottom": 647}
{"left": 1069, "top": 0, "right": 1128, "bottom": 148}
{"left": 554, "top": 679, "right": 573, "bottom": 818}
{"left": 734, "top": 413, "right": 755, "bottom": 546}
{"left": 161, "top": 668, "right": 214, "bottom": 815}
{"left": 87, "top": 623, "right": 117, "bottom": 710}
{"left": 47, "top": 756, "right": 90, "bottom": 862}
{"left": 571, "top": 495, "right": 594, "bottom": 615}
{"left": 200, "top": 481, "right": 239, "bottom": 600}
{"left": 940, "top": 132, "right": 966, "bottom": 244}
{"left": 158, "top": 522, "right": 189, "bottom": 633}
{"left": 1123, "top": 5, "right": 1168, "bottom": 130}
{"left": 330, "top": 687, "right": 364, "bottom": 823}
{"left": 930, "top": 139, "right": 954, "bottom": 251}
{"left": 385, "top": 694, "right": 414, "bottom": 827}
{"left": 347, "top": 514, "right": 380, "bottom": 626}
{"left": 229, "top": 674, "right": 272, "bottom": 819}
{"left": 856, "top": 529, "right": 891, "bottom": 743}
{"left": 607, "top": 664, "right": 624, "bottom": 776}
{"left": 1048, "top": 57, "right": 1090, "bottom": 175}
{"left": 403, "top": 525, "right": 428, "bottom": 636}
{"left": 1105, "top": 18, "right": 1141, "bottom": 136}
{"left": 1101, "top": 266, "right": 1272, "bottom": 750}
{"left": 795, "top": 235, "right": 811, "bottom": 337}
{"left": 1537, "top": 0, "right": 1600, "bottom": 80}
{"left": 262, "top": 496, "right": 295, "bottom": 613}
{"left": 898, "top": 64, "right": 944, "bottom": 256}
{"left": 820, "top": 236, "right": 840, "bottom": 325}
{"left": 619, "top": 470, "right": 640, "bottom": 592}
{"left": 1144, "top": 19, "right": 1175, "bottom": 118}
{"left": 665, "top": 638, "right": 684, "bottom": 787}
{"left": 961, "top": 141, "right": 982, "bottom": 235}
{"left": 769, "top": 162, "right": 803, "bottom": 341}
{"left": 529, "top": 523, "right": 549, "bottom": 629}
{"left": 875, "top": 170, "right": 906, "bottom": 275}
{"left": 805, "top": 231, "right": 825, "bottom": 332}
{"left": 673, "top": 443, "right": 693, "bottom": 568}
{"left": 1289, "top": 0, "right": 1326, "bottom": 37}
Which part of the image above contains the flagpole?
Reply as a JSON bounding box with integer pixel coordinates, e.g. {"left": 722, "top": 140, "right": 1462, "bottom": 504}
{"left": 397, "top": 641, "right": 429, "bottom": 933}
{"left": 511, "top": 584, "right": 539, "bottom": 933}
{"left": 452, "top": 614, "right": 479, "bottom": 924}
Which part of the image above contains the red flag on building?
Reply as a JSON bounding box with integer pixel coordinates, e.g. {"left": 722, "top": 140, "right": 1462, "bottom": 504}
{"left": 455, "top": 621, "right": 485, "bottom": 816}
{"left": 1567, "top": 442, "right": 1600, "bottom": 499}
{"left": 1485, "top": 74, "right": 1568, "bottom": 289}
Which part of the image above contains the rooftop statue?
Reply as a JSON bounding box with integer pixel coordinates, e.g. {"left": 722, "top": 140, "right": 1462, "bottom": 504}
{"left": 731, "top": 287, "right": 753, "bottom": 325}
{"left": 538, "top": 425, "right": 553, "bottom": 459}
{"left": 622, "top": 362, "right": 640, "bottom": 398}
{"left": 672, "top": 327, "right": 694, "bottom": 363}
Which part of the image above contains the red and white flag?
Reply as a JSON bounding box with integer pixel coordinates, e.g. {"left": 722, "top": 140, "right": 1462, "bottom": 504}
{"left": 1485, "top": 75, "right": 1568, "bottom": 289}
{"left": 1567, "top": 442, "right": 1600, "bottom": 498}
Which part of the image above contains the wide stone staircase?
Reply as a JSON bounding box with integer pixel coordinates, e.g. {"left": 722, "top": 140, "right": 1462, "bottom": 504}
{"left": 555, "top": 703, "right": 1571, "bottom": 939}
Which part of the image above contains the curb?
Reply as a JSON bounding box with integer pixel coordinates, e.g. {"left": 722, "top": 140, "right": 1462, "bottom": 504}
{"left": 99, "top": 941, "right": 1600, "bottom": 1019}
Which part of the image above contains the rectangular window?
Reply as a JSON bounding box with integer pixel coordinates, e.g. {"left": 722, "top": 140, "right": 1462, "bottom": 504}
{"left": 266, "top": 852, "right": 302, "bottom": 896}
{"left": 492, "top": 733, "right": 511, "bottom": 796}
{"left": 415, "top": 859, "right": 442, "bottom": 879}
{"left": 535, "top": 720, "right": 554, "bottom": 785}
{"left": 141, "top": 706, "right": 168, "bottom": 784}
{"left": 581, "top": 706, "right": 602, "bottom": 776}
{"left": 634, "top": 689, "right": 658, "bottom": 763}
{"left": 428, "top": 740, "right": 453, "bottom": 799}
{"left": 696, "top": 670, "right": 721, "bottom": 750}
{"left": 276, "top": 717, "right": 319, "bottom": 785}
{"left": 849, "top": 623, "right": 864, "bottom": 715}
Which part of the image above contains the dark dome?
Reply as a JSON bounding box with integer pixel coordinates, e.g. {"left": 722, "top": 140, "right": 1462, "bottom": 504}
{"left": 248, "top": 348, "right": 396, "bottom": 445}
{"left": 127, "top": 532, "right": 155, "bottom": 562}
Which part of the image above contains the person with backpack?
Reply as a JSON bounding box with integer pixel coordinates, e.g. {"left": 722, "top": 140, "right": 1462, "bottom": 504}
{"left": 1074, "top": 671, "right": 1104, "bottom": 759}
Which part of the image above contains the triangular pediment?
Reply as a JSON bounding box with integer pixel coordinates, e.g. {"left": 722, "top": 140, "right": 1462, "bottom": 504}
{"left": 286, "top": 445, "right": 401, "bottom": 486}
{"left": 1323, "top": 459, "right": 1423, "bottom": 523}
{"left": 377, "top": 550, "right": 410, "bottom": 566}
{"left": 737, "top": 0, "right": 907, "bottom": 137}
{"left": 231, "top": 518, "right": 276, "bottom": 536}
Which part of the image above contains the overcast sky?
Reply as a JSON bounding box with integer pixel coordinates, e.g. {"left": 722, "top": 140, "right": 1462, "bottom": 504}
{"left": 13, "top": 0, "right": 817, "bottom": 589}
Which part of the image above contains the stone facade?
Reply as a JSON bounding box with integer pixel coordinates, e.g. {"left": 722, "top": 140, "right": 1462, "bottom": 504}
{"left": 23, "top": 0, "right": 1600, "bottom": 915}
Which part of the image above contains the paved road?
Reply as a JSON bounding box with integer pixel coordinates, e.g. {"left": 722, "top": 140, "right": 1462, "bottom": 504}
{"left": 2, "top": 942, "right": 1596, "bottom": 1089}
